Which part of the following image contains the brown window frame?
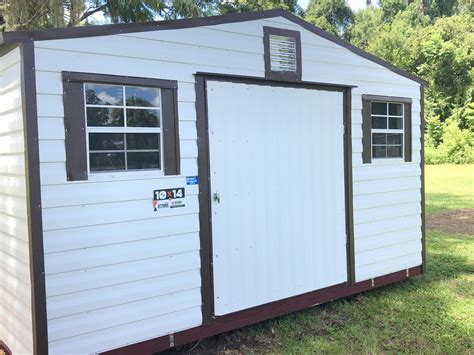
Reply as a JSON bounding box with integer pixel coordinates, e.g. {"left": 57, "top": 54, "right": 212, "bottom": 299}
{"left": 263, "top": 26, "right": 302, "bottom": 82}
{"left": 362, "top": 94, "right": 412, "bottom": 164}
{"left": 62, "top": 71, "right": 180, "bottom": 181}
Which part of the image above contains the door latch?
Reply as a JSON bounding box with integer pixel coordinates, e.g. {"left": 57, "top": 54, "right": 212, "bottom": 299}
{"left": 213, "top": 192, "right": 221, "bottom": 203}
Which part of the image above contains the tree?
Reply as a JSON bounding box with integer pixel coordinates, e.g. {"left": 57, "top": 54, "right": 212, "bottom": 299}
{"left": 0, "top": 0, "right": 213, "bottom": 30}
{"left": 305, "top": 0, "right": 353, "bottom": 36}
{"left": 219, "top": 0, "right": 301, "bottom": 15}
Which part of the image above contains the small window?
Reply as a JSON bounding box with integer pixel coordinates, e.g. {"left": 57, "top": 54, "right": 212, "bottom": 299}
{"left": 63, "top": 72, "right": 180, "bottom": 181}
{"left": 85, "top": 83, "right": 162, "bottom": 172}
{"left": 263, "top": 26, "right": 302, "bottom": 81}
{"left": 362, "top": 95, "right": 412, "bottom": 164}
{"left": 370, "top": 102, "right": 404, "bottom": 159}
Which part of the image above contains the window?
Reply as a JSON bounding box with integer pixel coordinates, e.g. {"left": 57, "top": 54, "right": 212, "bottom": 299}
{"left": 63, "top": 72, "right": 180, "bottom": 181}
{"left": 371, "top": 102, "right": 404, "bottom": 159}
{"left": 263, "top": 26, "right": 302, "bottom": 81}
{"left": 85, "top": 83, "right": 162, "bottom": 172}
{"left": 362, "top": 95, "right": 412, "bottom": 164}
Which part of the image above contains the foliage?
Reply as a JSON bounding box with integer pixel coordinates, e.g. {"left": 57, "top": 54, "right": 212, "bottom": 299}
{"left": 305, "top": 0, "right": 353, "bottom": 35}
{"left": 219, "top": 0, "right": 301, "bottom": 15}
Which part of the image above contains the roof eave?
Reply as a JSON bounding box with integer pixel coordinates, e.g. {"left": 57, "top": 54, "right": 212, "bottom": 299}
{"left": 0, "top": 9, "right": 428, "bottom": 86}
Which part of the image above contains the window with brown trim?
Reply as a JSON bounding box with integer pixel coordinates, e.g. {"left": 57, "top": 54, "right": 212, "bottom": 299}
{"left": 263, "top": 26, "right": 302, "bottom": 81}
{"left": 362, "top": 95, "right": 412, "bottom": 164}
{"left": 62, "top": 72, "right": 180, "bottom": 181}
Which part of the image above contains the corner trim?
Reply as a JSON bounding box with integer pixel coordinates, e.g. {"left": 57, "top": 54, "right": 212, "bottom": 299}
{"left": 101, "top": 266, "right": 422, "bottom": 354}
{"left": 19, "top": 41, "right": 49, "bottom": 355}
{"left": 420, "top": 86, "right": 426, "bottom": 272}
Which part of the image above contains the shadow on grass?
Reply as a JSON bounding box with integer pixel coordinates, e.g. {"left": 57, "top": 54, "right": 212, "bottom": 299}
{"left": 426, "top": 192, "right": 474, "bottom": 213}
{"left": 169, "top": 232, "right": 473, "bottom": 354}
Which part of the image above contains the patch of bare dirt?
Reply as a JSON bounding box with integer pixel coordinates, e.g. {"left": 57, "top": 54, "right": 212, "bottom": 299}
{"left": 426, "top": 208, "right": 474, "bottom": 235}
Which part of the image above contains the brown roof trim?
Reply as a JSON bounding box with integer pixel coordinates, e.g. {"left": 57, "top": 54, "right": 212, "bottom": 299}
{"left": 0, "top": 9, "right": 427, "bottom": 86}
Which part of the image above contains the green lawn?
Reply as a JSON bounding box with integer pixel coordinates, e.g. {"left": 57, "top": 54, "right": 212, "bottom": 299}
{"left": 426, "top": 164, "right": 474, "bottom": 213}
{"left": 196, "top": 164, "right": 474, "bottom": 354}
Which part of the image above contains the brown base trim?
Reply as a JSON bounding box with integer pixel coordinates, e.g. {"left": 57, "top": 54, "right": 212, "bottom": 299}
{"left": 102, "top": 265, "right": 423, "bottom": 355}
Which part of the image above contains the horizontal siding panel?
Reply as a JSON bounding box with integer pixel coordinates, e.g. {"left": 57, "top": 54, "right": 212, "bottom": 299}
{"left": 0, "top": 88, "right": 21, "bottom": 114}
{"left": 0, "top": 306, "right": 33, "bottom": 354}
{"left": 43, "top": 213, "right": 200, "bottom": 253}
{"left": 0, "top": 212, "right": 29, "bottom": 242}
{"left": 354, "top": 189, "right": 421, "bottom": 210}
{"left": 353, "top": 163, "right": 421, "bottom": 181}
{"left": 0, "top": 155, "right": 25, "bottom": 175}
{"left": 0, "top": 109, "right": 23, "bottom": 134}
{"left": 0, "top": 272, "right": 31, "bottom": 308}
{"left": 36, "top": 93, "right": 64, "bottom": 117}
{"left": 354, "top": 202, "right": 421, "bottom": 224}
{"left": 48, "top": 306, "right": 202, "bottom": 354}
{"left": 0, "top": 250, "right": 30, "bottom": 283}
{"left": 34, "top": 48, "right": 261, "bottom": 84}
{"left": 0, "top": 195, "right": 27, "bottom": 218}
{"left": 355, "top": 214, "right": 421, "bottom": 238}
{"left": 46, "top": 269, "right": 201, "bottom": 320}
{"left": 0, "top": 132, "right": 24, "bottom": 154}
{"left": 0, "top": 232, "right": 30, "bottom": 265}
{"left": 41, "top": 177, "right": 199, "bottom": 208}
{"left": 0, "top": 291, "right": 33, "bottom": 331}
{"left": 48, "top": 288, "right": 201, "bottom": 342}
{"left": 46, "top": 250, "right": 200, "bottom": 296}
{"left": 0, "top": 47, "right": 21, "bottom": 71}
{"left": 356, "top": 252, "right": 422, "bottom": 282}
{"left": 353, "top": 176, "right": 421, "bottom": 196}
{"left": 180, "top": 139, "right": 198, "bottom": 158}
{"left": 0, "top": 175, "right": 27, "bottom": 197}
{"left": 355, "top": 227, "right": 421, "bottom": 253}
{"left": 0, "top": 64, "right": 21, "bottom": 92}
{"left": 356, "top": 239, "right": 422, "bottom": 267}
{"left": 45, "top": 232, "right": 200, "bottom": 274}
{"left": 181, "top": 157, "right": 198, "bottom": 175}
{"left": 42, "top": 195, "right": 199, "bottom": 230}
{"left": 38, "top": 140, "right": 66, "bottom": 163}
{"left": 36, "top": 35, "right": 262, "bottom": 72}
{"left": 38, "top": 117, "right": 65, "bottom": 140}
{"left": 39, "top": 162, "right": 66, "bottom": 184}
{"left": 179, "top": 121, "right": 197, "bottom": 139}
{"left": 178, "top": 101, "right": 197, "bottom": 121}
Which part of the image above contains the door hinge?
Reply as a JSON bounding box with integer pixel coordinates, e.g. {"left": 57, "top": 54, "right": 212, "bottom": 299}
{"left": 169, "top": 333, "right": 175, "bottom": 348}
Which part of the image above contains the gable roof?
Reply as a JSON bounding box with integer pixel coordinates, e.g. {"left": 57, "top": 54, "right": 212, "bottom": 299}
{"left": 0, "top": 9, "right": 428, "bottom": 86}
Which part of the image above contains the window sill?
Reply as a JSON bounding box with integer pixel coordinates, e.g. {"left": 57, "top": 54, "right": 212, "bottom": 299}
{"left": 88, "top": 169, "right": 165, "bottom": 182}
{"left": 371, "top": 158, "right": 405, "bottom": 165}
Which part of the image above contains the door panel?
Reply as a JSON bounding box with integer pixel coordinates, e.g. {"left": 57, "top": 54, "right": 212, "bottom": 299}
{"left": 207, "top": 81, "right": 347, "bottom": 316}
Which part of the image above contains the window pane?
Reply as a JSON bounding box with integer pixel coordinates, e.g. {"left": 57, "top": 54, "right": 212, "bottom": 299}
{"left": 389, "top": 103, "right": 403, "bottom": 116}
{"left": 387, "top": 146, "right": 402, "bottom": 158}
{"left": 373, "top": 146, "right": 386, "bottom": 158}
{"left": 127, "top": 109, "right": 160, "bottom": 127}
{"left": 371, "top": 102, "right": 387, "bottom": 115}
{"left": 85, "top": 84, "right": 123, "bottom": 106}
{"left": 86, "top": 107, "right": 124, "bottom": 127}
{"left": 126, "top": 133, "right": 160, "bottom": 150}
{"left": 372, "top": 133, "right": 386, "bottom": 144}
{"left": 127, "top": 152, "right": 160, "bottom": 170}
{"left": 90, "top": 152, "right": 125, "bottom": 171}
{"left": 89, "top": 133, "right": 124, "bottom": 151}
{"left": 125, "top": 87, "right": 161, "bottom": 107}
{"left": 389, "top": 117, "right": 403, "bottom": 129}
{"left": 387, "top": 133, "right": 403, "bottom": 145}
{"left": 372, "top": 116, "right": 387, "bottom": 129}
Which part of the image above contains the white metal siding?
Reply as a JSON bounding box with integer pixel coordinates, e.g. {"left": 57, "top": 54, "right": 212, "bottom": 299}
{"left": 0, "top": 47, "right": 34, "bottom": 355}
{"left": 33, "top": 15, "right": 422, "bottom": 353}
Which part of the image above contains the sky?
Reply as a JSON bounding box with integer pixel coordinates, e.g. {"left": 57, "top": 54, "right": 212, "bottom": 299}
{"left": 298, "top": 0, "right": 367, "bottom": 11}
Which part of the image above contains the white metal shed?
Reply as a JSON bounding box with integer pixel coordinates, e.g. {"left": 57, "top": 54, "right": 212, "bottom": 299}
{"left": 0, "top": 9, "right": 427, "bottom": 355}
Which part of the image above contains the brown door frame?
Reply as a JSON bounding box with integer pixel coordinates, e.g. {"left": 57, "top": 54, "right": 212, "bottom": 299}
{"left": 195, "top": 72, "right": 355, "bottom": 325}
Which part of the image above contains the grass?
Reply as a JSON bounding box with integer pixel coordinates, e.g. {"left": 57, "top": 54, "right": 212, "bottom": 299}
{"left": 196, "top": 164, "right": 474, "bottom": 354}
{"left": 425, "top": 164, "right": 474, "bottom": 213}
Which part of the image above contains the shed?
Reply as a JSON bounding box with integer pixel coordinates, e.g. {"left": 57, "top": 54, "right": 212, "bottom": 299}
{"left": 0, "top": 9, "right": 427, "bottom": 355}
